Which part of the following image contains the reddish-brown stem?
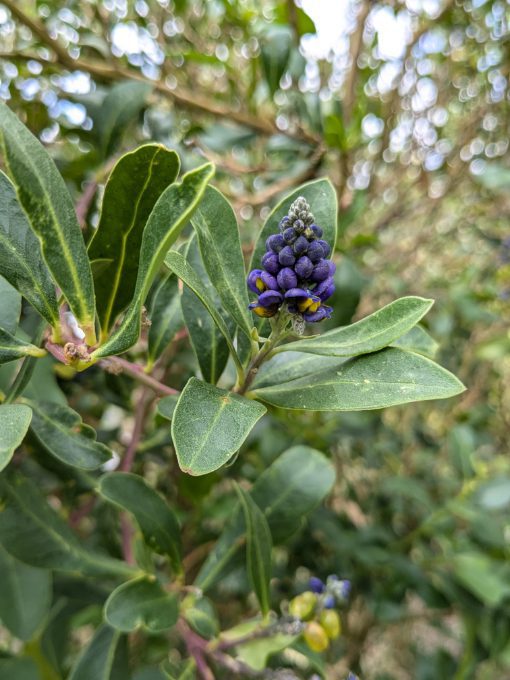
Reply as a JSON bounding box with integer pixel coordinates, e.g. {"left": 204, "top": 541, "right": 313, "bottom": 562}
{"left": 76, "top": 181, "right": 98, "bottom": 228}
{"left": 119, "top": 392, "right": 151, "bottom": 472}
{"left": 101, "top": 356, "right": 179, "bottom": 397}
{"left": 178, "top": 621, "right": 215, "bottom": 680}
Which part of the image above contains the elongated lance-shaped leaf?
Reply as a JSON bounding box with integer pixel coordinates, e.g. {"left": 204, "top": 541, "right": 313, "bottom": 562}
{"left": 26, "top": 400, "right": 113, "bottom": 470}
{"left": 391, "top": 324, "right": 439, "bottom": 359}
{"left": 0, "top": 275, "right": 21, "bottom": 335}
{"left": 92, "top": 163, "right": 214, "bottom": 359}
{"left": 99, "top": 472, "right": 182, "bottom": 573}
{"left": 0, "top": 104, "right": 96, "bottom": 342}
{"left": 104, "top": 577, "right": 179, "bottom": 633}
{"left": 172, "top": 378, "right": 266, "bottom": 476}
{"left": 235, "top": 485, "right": 273, "bottom": 616}
{"left": 69, "top": 624, "right": 129, "bottom": 680}
{"left": 0, "top": 404, "right": 32, "bottom": 472}
{"left": 252, "top": 347, "right": 466, "bottom": 411}
{"left": 164, "top": 249, "right": 244, "bottom": 378}
{"left": 181, "top": 237, "right": 235, "bottom": 384}
{"left": 252, "top": 351, "right": 347, "bottom": 390}
{"left": 275, "top": 297, "right": 434, "bottom": 358}
{"left": 147, "top": 273, "right": 183, "bottom": 367}
{"left": 88, "top": 144, "right": 180, "bottom": 335}
{"left": 0, "top": 476, "right": 138, "bottom": 577}
{"left": 191, "top": 186, "right": 253, "bottom": 338}
{"left": 0, "top": 326, "right": 46, "bottom": 365}
{"left": 0, "top": 172, "right": 59, "bottom": 326}
{"left": 249, "top": 178, "right": 338, "bottom": 273}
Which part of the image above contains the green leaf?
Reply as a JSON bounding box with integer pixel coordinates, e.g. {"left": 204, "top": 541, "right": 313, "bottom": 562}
{"left": 97, "top": 81, "right": 152, "bottom": 156}
{"left": 195, "top": 446, "right": 335, "bottom": 590}
{"left": 88, "top": 144, "right": 180, "bottom": 335}
{"left": 172, "top": 378, "right": 266, "bottom": 476}
{"left": 276, "top": 297, "right": 434, "bottom": 358}
{"left": 0, "top": 103, "right": 96, "bottom": 342}
{"left": 0, "top": 404, "right": 32, "bottom": 471}
{"left": 252, "top": 348, "right": 466, "bottom": 411}
{"left": 0, "top": 326, "right": 46, "bottom": 365}
{"left": 451, "top": 553, "right": 510, "bottom": 606}
{"left": 147, "top": 274, "right": 183, "bottom": 367}
{"left": 26, "top": 400, "right": 113, "bottom": 470}
{"left": 191, "top": 186, "right": 253, "bottom": 338}
{"left": 157, "top": 395, "right": 179, "bottom": 421}
{"left": 260, "top": 26, "right": 293, "bottom": 95}
{"left": 183, "top": 597, "right": 219, "bottom": 639}
{"left": 99, "top": 472, "right": 182, "bottom": 572}
{"left": 249, "top": 178, "right": 338, "bottom": 273}
{"left": 391, "top": 324, "right": 439, "bottom": 358}
{"left": 0, "top": 476, "right": 137, "bottom": 577}
{"left": 236, "top": 485, "right": 272, "bottom": 615}
{"left": 0, "top": 658, "right": 39, "bottom": 680}
{"left": 0, "top": 275, "right": 21, "bottom": 335}
{"left": 237, "top": 633, "right": 296, "bottom": 671}
{"left": 181, "top": 238, "right": 234, "bottom": 383}
{"left": 252, "top": 351, "right": 347, "bottom": 390}
{"left": 0, "top": 171, "right": 58, "bottom": 326}
{"left": 0, "top": 543, "right": 51, "bottom": 640}
{"left": 164, "top": 249, "right": 243, "bottom": 377}
{"left": 92, "top": 163, "right": 214, "bottom": 359}
{"left": 104, "top": 577, "right": 179, "bottom": 633}
{"left": 69, "top": 624, "right": 129, "bottom": 680}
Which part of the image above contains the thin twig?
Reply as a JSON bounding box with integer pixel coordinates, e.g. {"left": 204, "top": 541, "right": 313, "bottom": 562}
{"left": 101, "top": 356, "right": 179, "bottom": 397}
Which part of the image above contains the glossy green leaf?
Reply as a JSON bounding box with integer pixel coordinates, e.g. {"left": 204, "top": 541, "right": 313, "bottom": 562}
{"left": 252, "top": 348, "right": 466, "bottom": 411}
{"left": 391, "top": 324, "right": 439, "bottom": 358}
{"left": 0, "top": 543, "right": 51, "bottom": 640}
{"left": 0, "top": 327, "right": 46, "bottom": 365}
{"left": 252, "top": 351, "right": 346, "bottom": 390}
{"left": 105, "top": 577, "right": 179, "bottom": 633}
{"left": 164, "top": 249, "right": 243, "bottom": 376}
{"left": 191, "top": 186, "right": 253, "bottom": 337}
{"left": 0, "top": 404, "right": 32, "bottom": 471}
{"left": 0, "top": 477, "right": 136, "bottom": 577}
{"left": 260, "top": 26, "right": 293, "bottom": 95}
{"left": 250, "top": 178, "right": 338, "bottom": 273}
{"left": 183, "top": 597, "right": 219, "bottom": 639}
{"left": 451, "top": 553, "right": 510, "bottom": 606}
{"left": 0, "top": 171, "right": 58, "bottom": 326}
{"left": 148, "top": 274, "right": 183, "bottom": 366}
{"left": 88, "top": 144, "right": 180, "bottom": 334}
{"left": 0, "top": 275, "right": 21, "bottom": 335}
{"left": 69, "top": 624, "right": 129, "bottom": 680}
{"left": 157, "top": 395, "right": 179, "bottom": 421}
{"left": 181, "top": 238, "right": 234, "bottom": 383}
{"left": 92, "top": 163, "right": 214, "bottom": 359}
{"left": 276, "top": 297, "right": 434, "bottom": 358}
{"left": 0, "top": 103, "right": 96, "bottom": 342}
{"left": 172, "top": 378, "right": 266, "bottom": 475}
{"left": 236, "top": 485, "right": 272, "bottom": 615}
{"left": 99, "top": 472, "right": 182, "bottom": 572}
{"left": 195, "top": 446, "right": 335, "bottom": 590}
{"left": 26, "top": 400, "right": 113, "bottom": 470}
{"left": 97, "top": 81, "right": 152, "bottom": 156}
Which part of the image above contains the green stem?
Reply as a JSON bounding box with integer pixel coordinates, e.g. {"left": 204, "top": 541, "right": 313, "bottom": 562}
{"left": 4, "top": 320, "right": 47, "bottom": 404}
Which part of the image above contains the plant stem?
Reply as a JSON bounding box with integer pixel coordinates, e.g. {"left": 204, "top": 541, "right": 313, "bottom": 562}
{"left": 100, "top": 356, "right": 179, "bottom": 397}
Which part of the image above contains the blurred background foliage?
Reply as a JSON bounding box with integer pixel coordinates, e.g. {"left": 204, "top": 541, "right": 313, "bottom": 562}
{"left": 0, "top": 0, "right": 508, "bottom": 678}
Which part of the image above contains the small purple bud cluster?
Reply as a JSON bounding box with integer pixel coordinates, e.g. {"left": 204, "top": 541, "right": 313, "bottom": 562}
{"left": 247, "top": 196, "right": 335, "bottom": 323}
{"left": 309, "top": 574, "right": 351, "bottom": 609}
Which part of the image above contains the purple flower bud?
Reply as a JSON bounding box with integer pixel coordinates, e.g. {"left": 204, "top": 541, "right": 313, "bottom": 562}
{"left": 279, "top": 216, "right": 292, "bottom": 232}
{"left": 249, "top": 302, "right": 279, "bottom": 318}
{"left": 277, "top": 267, "right": 297, "bottom": 290}
{"left": 295, "top": 255, "right": 314, "bottom": 280}
{"left": 340, "top": 580, "right": 351, "bottom": 598}
{"left": 258, "top": 290, "right": 283, "bottom": 307}
{"left": 293, "top": 219, "right": 305, "bottom": 233}
{"left": 260, "top": 271, "right": 279, "bottom": 290}
{"left": 323, "top": 594, "right": 336, "bottom": 609}
{"left": 262, "top": 251, "right": 280, "bottom": 275}
{"left": 314, "top": 276, "right": 335, "bottom": 301}
{"left": 284, "top": 287, "right": 309, "bottom": 302}
{"left": 303, "top": 305, "right": 332, "bottom": 322}
{"left": 317, "top": 239, "right": 331, "bottom": 258}
{"left": 247, "top": 269, "right": 265, "bottom": 294}
{"left": 307, "top": 241, "right": 324, "bottom": 263}
{"left": 266, "top": 234, "right": 285, "bottom": 253}
{"left": 310, "top": 224, "right": 323, "bottom": 238}
{"left": 311, "top": 260, "right": 331, "bottom": 282}
{"left": 309, "top": 577, "right": 325, "bottom": 594}
{"left": 293, "top": 236, "right": 309, "bottom": 256}
{"left": 278, "top": 245, "right": 296, "bottom": 267}
{"left": 283, "top": 227, "right": 297, "bottom": 244}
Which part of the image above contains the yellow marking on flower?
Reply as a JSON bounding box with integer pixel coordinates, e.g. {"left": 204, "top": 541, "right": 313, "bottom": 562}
{"left": 252, "top": 305, "right": 276, "bottom": 318}
{"left": 255, "top": 278, "right": 266, "bottom": 292}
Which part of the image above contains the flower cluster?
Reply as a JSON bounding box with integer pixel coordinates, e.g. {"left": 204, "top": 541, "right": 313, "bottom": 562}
{"left": 247, "top": 196, "right": 335, "bottom": 323}
{"left": 287, "top": 575, "right": 350, "bottom": 653}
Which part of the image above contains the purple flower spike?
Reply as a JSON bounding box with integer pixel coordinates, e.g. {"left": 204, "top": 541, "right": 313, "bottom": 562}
{"left": 314, "top": 276, "right": 335, "bottom": 301}
{"left": 247, "top": 269, "right": 265, "bottom": 294}
{"left": 258, "top": 290, "right": 283, "bottom": 307}
{"left": 309, "top": 576, "right": 325, "bottom": 594}
{"left": 262, "top": 251, "right": 280, "bottom": 275}
{"left": 278, "top": 245, "right": 296, "bottom": 267}
{"left": 310, "top": 260, "right": 331, "bottom": 282}
{"left": 283, "top": 227, "right": 297, "bottom": 244}
{"left": 307, "top": 241, "right": 324, "bottom": 263}
{"left": 277, "top": 267, "right": 297, "bottom": 290}
{"left": 279, "top": 216, "right": 292, "bottom": 232}
{"left": 266, "top": 233, "right": 285, "bottom": 253}
{"left": 317, "top": 239, "right": 331, "bottom": 258}
{"left": 260, "top": 271, "right": 279, "bottom": 290}
{"left": 295, "top": 255, "right": 314, "bottom": 280}
{"left": 293, "top": 235, "right": 309, "bottom": 256}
